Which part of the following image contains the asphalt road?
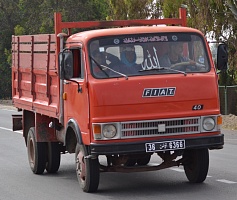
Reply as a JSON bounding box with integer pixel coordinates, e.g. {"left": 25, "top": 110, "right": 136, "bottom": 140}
{"left": 0, "top": 108, "right": 237, "bottom": 200}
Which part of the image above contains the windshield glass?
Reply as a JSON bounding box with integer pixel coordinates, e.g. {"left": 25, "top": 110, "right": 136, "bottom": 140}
{"left": 89, "top": 33, "right": 210, "bottom": 79}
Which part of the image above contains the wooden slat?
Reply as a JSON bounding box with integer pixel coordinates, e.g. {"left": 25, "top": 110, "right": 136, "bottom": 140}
{"left": 18, "top": 53, "right": 32, "bottom": 68}
{"left": 19, "top": 67, "right": 31, "bottom": 73}
{"left": 32, "top": 34, "right": 55, "bottom": 42}
{"left": 33, "top": 43, "right": 55, "bottom": 52}
{"left": 13, "top": 34, "right": 55, "bottom": 43}
{"left": 33, "top": 54, "right": 48, "bottom": 69}
{"left": 16, "top": 43, "right": 32, "bottom": 52}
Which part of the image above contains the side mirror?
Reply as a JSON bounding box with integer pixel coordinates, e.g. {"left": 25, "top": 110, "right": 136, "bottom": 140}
{"left": 217, "top": 43, "right": 228, "bottom": 70}
{"left": 59, "top": 50, "right": 73, "bottom": 80}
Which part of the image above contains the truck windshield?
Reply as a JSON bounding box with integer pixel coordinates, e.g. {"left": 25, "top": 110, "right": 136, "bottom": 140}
{"left": 89, "top": 33, "right": 210, "bottom": 79}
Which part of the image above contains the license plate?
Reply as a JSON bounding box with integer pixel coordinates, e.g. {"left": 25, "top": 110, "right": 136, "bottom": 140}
{"left": 145, "top": 140, "right": 185, "bottom": 152}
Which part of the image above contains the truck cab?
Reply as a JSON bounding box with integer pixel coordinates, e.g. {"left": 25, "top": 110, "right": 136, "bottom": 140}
{"left": 59, "top": 24, "right": 226, "bottom": 192}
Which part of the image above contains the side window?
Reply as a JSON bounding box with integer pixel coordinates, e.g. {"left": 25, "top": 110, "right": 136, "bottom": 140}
{"left": 71, "top": 48, "right": 84, "bottom": 79}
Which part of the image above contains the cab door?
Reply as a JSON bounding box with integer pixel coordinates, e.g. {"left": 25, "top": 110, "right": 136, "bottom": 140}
{"left": 63, "top": 46, "right": 90, "bottom": 144}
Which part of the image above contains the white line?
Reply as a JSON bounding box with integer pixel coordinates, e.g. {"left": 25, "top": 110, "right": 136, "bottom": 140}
{"left": 0, "top": 108, "right": 17, "bottom": 112}
{"left": 15, "top": 130, "right": 23, "bottom": 134}
{"left": 225, "top": 139, "right": 237, "bottom": 141}
{"left": 170, "top": 168, "right": 214, "bottom": 178}
{"left": 0, "top": 126, "right": 23, "bottom": 134}
{"left": 0, "top": 127, "right": 12, "bottom": 131}
{"left": 216, "top": 179, "right": 237, "bottom": 184}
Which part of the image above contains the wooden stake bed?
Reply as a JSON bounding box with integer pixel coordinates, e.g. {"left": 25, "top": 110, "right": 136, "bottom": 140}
{"left": 12, "top": 34, "right": 59, "bottom": 117}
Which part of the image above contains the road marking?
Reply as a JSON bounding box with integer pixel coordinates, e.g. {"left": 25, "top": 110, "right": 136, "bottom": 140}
{"left": 0, "top": 126, "right": 22, "bottom": 134}
{"left": 170, "top": 168, "right": 212, "bottom": 177}
{"left": 0, "top": 126, "right": 12, "bottom": 131}
{"left": 216, "top": 179, "right": 237, "bottom": 184}
{"left": 0, "top": 108, "right": 17, "bottom": 112}
{"left": 225, "top": 139, "right": 237, "bottom": 141}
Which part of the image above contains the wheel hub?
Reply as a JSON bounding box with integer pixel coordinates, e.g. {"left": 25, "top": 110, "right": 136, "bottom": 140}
{"left": 76, "top": 151, "right": 86, "bottom": 180}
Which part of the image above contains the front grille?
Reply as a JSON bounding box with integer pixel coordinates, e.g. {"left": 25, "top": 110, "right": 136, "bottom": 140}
{"left": 121, "top": 117, "right": 200, "bottom": 138}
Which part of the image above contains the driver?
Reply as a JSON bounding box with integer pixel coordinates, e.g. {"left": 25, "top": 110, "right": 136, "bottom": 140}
{"left": 159, "top": 42, "right": 195, "bottom": 70}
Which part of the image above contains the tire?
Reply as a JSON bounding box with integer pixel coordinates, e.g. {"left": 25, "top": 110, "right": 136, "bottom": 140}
{"left": 137, "top": 154, "right": 151, "bottom": 166}
{"left": 183, "top": 148, "right": 209, "bottom": 183}
{"left": 45, "top": 142, "right": 61, "bottom": 173}
{"left": 27, "top": 127, "right": 47, "bottom": 174}
{"left": 75, "top": 144, "right": 100, "bottom": 193}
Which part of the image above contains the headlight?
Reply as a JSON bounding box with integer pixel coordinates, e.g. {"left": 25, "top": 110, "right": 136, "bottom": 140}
{"left": 203, "top": 117, "right": 215, "bottom": 131}
{"left": 102, "top": 124, "right": 117, "bottom": 138}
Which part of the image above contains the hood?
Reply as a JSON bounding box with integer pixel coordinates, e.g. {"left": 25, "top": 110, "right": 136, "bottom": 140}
{"left": 89, "top": 74, "right": 219, "bottom": 122}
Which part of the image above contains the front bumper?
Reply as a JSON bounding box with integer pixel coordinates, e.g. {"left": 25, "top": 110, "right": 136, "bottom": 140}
{"left": 90, "top": 134, "right": 224, "bottom": 155}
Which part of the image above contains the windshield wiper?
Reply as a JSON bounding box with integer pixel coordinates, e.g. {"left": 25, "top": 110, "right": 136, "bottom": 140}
{"left": 139, "top": 67, "right": 187, "bottom": 76}
{"left": 100, "top": 64, "right": 128, "bottom": 80}
{"left": 90, "top": 56, "right": 128, "bottom": 79}
{"left": 90, "top": 56, "right": 109, "bottom": 77}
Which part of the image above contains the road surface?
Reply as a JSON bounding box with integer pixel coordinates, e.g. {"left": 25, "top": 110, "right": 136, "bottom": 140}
{"left": 0, "top": 107, "right": 236, "bottom": 200}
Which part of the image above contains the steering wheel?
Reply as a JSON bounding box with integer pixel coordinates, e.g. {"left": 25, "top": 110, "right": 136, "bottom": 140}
{"left": 170, "top": 62, "right": 194, "bottom": 69}
{"left": 170, "top": 61, "right": 205, "bottom": 71}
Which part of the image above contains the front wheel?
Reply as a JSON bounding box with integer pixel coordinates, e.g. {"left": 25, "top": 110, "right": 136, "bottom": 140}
{"left": 27, "top": 127, "right": 47, "bottom": 174}
{"left": 183, "top": 148, "right": 209, "bottom": 183}
{"left": 75, "top": 144, "right": 100, "bottom": 193}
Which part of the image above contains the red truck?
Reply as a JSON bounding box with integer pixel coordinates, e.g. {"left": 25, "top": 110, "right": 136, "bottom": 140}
{"left": 12, "top": 7, "right": 227, "bottom": 192}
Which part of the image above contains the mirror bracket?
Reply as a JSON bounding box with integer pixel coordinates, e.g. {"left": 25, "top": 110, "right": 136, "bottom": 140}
{"left": 67, "top": 79, "right": 82, "bottom": 93}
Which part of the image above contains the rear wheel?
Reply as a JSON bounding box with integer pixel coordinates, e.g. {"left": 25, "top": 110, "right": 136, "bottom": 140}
{"left": 75, "top": 144, "right": 100, "bottom": 193}
{"left": 45, "top": 142, "right": 61, "bottom": 173}
{"left": 183, "top": 148, "right": 209, "bottom": 183}
{"left": 27, "top": 127, "right": 47, "bottom": 174}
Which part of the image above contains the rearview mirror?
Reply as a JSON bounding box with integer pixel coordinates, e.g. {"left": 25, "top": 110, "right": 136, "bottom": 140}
{"left": 59, "top": 50, "right": 73, "bottom": 80}
{"left": 217, "top": 44, "right": 228, "bottom": 71}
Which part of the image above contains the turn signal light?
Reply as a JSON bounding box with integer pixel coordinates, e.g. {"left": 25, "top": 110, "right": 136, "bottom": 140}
{"left": 217, "top": 116, "right": 222, "bottom": 125}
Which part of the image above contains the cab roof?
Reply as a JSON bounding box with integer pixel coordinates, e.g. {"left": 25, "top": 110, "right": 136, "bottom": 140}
{"left": 67, "top": 26, "right": 204, "bottom": 44}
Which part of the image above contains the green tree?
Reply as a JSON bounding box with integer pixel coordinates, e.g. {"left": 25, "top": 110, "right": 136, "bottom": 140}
{"left": 16, "top": 0, "right": 109, "bottom": 35}
{"left": 107, "top": 0, "right": 158, "bottom": 20}
{"left": 0, "top": 0, "right": 20, "bottom": 99}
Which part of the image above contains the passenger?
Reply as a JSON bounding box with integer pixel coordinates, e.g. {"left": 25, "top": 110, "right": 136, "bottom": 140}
{"left": 120, "top": 45, "right": 137, "bottom": 67}
{"left": 112, "top": 44, "right": 140, "bottom": 75}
